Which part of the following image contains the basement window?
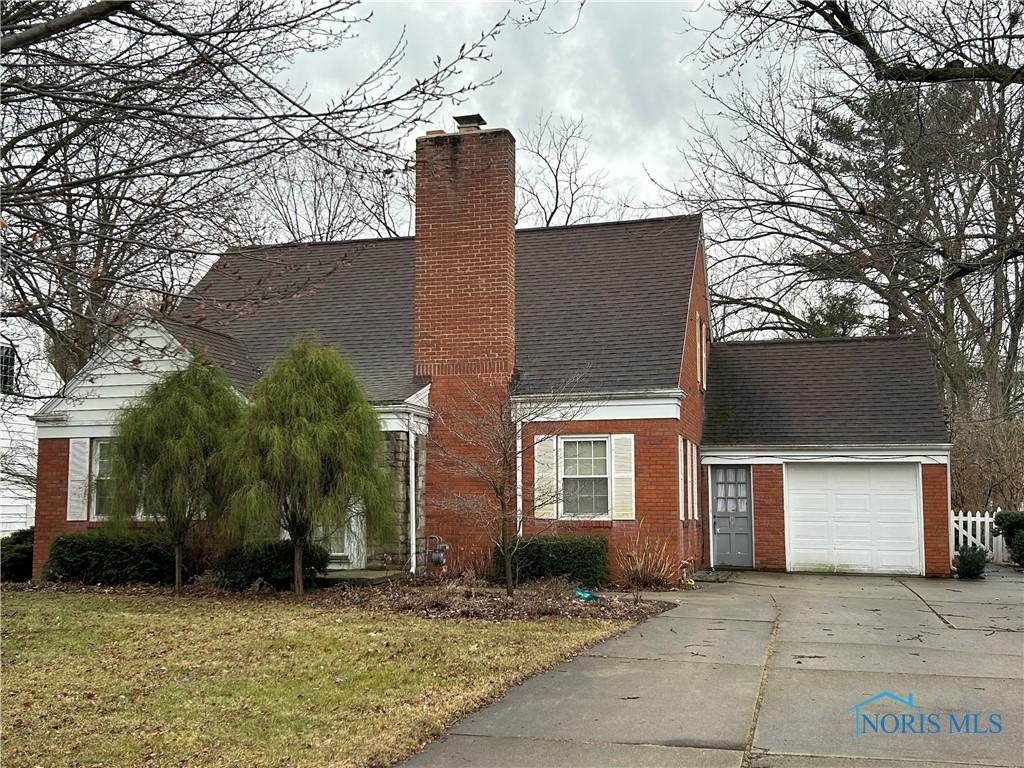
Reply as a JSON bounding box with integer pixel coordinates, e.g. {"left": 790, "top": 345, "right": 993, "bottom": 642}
{"left": 561, "top": 438, "right": 609, "bottom": 518}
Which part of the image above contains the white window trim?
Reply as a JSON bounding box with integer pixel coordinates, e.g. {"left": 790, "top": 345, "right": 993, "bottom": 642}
{"left": 557, "top": 435, "right": 613, "bottom": 520}
{"left": 695, "top": 315, "right": 703, "bottom": 388}
{"left": 697, "top": 316, "right": 708, "bottom": 391}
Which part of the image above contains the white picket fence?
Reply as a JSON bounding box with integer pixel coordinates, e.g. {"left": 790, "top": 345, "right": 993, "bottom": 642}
{"left": 950, "top": 508, "right": 1014, "bottom": 564}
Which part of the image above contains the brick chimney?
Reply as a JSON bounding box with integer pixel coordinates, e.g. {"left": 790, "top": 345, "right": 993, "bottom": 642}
{"left": 413, "top": 115, "right": 516, "bottom": 378}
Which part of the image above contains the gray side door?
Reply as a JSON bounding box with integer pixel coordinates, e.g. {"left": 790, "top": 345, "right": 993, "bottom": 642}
{"left": 712, "top": 465, "right": 753, "bottom": 568}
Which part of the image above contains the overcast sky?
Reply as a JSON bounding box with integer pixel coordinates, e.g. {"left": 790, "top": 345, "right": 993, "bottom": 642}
{"left": 289, "top": 1, "right": 723, "bottom": 210}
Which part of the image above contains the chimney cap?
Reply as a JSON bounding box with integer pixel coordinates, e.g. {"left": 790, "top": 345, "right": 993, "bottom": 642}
{"left": 454, "top": 113, "right": 486, "bottom": 129}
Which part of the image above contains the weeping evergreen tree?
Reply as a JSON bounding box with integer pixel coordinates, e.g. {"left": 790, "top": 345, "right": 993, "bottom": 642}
{"left": 226, "top": 339, "right": 394, "bottom": 595}
{"left": 108, "top": 359, "right": 243, "bottom": 591}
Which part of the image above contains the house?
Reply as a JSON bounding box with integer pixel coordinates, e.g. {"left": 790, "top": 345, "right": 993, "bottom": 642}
{"left": 28, "top": 116, "right": 953, "bottom": 580}
{"left": 1, "top": 319, "right": 59, "bottom": 535}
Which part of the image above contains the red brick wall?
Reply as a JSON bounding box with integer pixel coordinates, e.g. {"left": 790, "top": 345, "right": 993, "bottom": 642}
{"left": 421, "top": 375, "right": 511, "bottom": 571}
{"left": 414, "top": 127, "right": 517, "bottom": 569}
{"left": 678, "top": 243, "right": 708, "bottom": 568}
{"left": 32, "top": 438, "right": 90, "bottom": 579}
{"left": 413, "top": 128, "right": 516, "bottom": 378}
{"left": 922, "top": 463, "right": 951, "bottom": 577}
{"left": 751, "top": 464, "right": 786, "bottom": 570}
{"left": 521, "top": 419, "right": 681, "bottom": 582}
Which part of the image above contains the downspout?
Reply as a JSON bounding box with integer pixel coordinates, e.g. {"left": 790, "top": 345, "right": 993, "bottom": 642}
{"left": 408, "top": 416, "right": 417, "bottom": 574}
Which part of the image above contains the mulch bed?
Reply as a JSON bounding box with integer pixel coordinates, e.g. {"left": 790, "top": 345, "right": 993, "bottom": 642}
{"left": 2, "top": 577, "right": 672, "bottom": 622}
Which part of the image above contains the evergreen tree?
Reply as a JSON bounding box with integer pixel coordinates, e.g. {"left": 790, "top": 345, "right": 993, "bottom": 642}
{"left": 108, "top": 359, "right": 243, "bottom": 591}
{"left": 226, "top": 339, "right": 394, "bottom": 594}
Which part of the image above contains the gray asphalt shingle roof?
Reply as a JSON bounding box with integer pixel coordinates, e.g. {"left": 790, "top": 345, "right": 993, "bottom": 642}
{"left": 702, "top": 335, "right": 949, "bottom": 446}
{"left": 167, "top": 215, "right": 702, "bottom": 402}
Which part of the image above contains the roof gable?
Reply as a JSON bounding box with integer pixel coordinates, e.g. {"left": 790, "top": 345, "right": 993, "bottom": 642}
{"left": 702, "top": 335, "right": 949, "bottom": 446}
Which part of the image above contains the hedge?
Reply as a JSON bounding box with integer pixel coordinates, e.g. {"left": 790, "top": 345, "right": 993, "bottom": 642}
{"left": 994, "top": 510, "right": 1024, "bottom": 566}
{"left": 1011, "top": 531, "right": 1024, "bottom": 569}
{"left": 210, "top": 540, "right": 330, "bottom": 591}
{"left": 1, "top": 527, "right": 34, "bottom": 582}
{"left": 45, "top": 531, "right": 174, "bottom": 585}
{"left": 495, "top": 535, "right": 609, "bottom": 587}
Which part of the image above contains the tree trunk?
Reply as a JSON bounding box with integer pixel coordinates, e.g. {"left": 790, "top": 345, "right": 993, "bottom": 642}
{"left": 504, "top": 540, "right": 514, "bottom": 599}
{"left": 500, "top": 507, "right": 514, "bottom": 599}
{"left": 293, "top": 541, "right": 304, "bottom": 596}
{"left": 173, "top": 542, "right": 183, "bottom": 594}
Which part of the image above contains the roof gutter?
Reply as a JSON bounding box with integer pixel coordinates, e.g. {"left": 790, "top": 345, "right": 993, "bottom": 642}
{"left": 511, "top": 387, "right": 686, "bottom": 403}
{"left": 702, "top": 443, "right": 953, "bottom": 452}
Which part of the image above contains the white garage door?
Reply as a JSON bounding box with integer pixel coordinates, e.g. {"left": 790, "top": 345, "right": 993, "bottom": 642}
{"left": 786, "top": 463, "right": 922, "bottom": 575}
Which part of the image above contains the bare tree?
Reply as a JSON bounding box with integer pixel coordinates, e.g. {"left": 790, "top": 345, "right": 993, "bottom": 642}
{"left": 425, "top": 373, "right": 594, "bottom": 598}
{"left": 253, "top": 140, "right": 415, "bottom": 243}
{"left": 951, "top": 418, "right": 1024, "bottom": 509}
{"left": 2, "top": 1, "right": 501, "bottom": 399}
{"left": 696, "top": 0, "right": 1024, "bottom": 84}
{"left": 671, "top": 6, "right": 1023, "bottom": 420}
{"left": 515, "top": 112, "right": 633, "bottom": 227}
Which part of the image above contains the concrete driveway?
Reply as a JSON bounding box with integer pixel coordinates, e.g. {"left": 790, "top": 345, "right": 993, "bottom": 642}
{"left": 403, "top": 567, "right": 1024, "bottom": 768}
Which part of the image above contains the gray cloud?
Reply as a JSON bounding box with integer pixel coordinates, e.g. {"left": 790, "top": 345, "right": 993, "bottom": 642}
{"left": 288, "top": 1, "right": 720, "bottom": 209}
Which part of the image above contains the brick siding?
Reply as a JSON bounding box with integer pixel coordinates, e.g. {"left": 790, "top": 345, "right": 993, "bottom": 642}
{"left": 922, "top": 463, "right": 951, "bottom": 577}
{"left": 31, "top": 438, "right": 89, "bottom": 578}
{"left": 522, "top": 418, "right": 682, "bottom": 582}
{"left": 751, "top": 464, "right": 786, "bottom": 570}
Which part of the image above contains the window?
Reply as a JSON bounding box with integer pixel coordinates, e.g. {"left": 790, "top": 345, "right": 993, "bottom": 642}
{"left": 561, "top": 438, "right": 609, "bottom": 518}
{"left": 695, "top": 315, "right": 704, "bottom": 388}
{"left": 701, "top": 319, "right": 709, "bottom": 387}
{"left": 695, "top": 315, "right": 709, "bottom": 391}
{"left": 680, "top": 437, "right": 700, "bottom": 520}
{"left": 90, "top": 439, "right": 113, "bottom": 519}
{"left": 0, "top": 345, "right": 17, "bottom": 394}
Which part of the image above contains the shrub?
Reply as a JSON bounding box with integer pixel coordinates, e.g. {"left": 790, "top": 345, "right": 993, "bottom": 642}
{"left": 1, "top": 527, "right": 34, "bottom": 582}
{"left": 953, "top": 545, "right": 988, "bottom": 579}
{"left": 617, "top": 532, "right": 679, "bottom": 600}
{"left": 1011, "top": 531, "right": 1024, "bottom": 568}
{"left": 495, "top": 536, "right": 609, "bottom": 587}
{"left": 994, "top": 510, "right": 1024, "bottom": 551}
{"left": 211, "top": 540, "right": 330, "bottom": 591}
{"left": 45, "top": 531, "right": 174, "bottom": 585}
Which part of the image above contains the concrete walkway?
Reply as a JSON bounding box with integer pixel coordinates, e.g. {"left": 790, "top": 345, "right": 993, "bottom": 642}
{"left": 403, "top": 567, "right": 1024, "bottom": 768}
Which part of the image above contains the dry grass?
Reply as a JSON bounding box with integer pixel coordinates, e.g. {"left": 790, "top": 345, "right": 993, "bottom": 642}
{"left": 1, "top": 592, "right": 629, "bottom": 768}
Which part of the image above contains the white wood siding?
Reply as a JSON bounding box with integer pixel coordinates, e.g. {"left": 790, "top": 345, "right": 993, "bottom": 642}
{"left": 1, "top": 319, "right": 60, "bottom": 533}
{"left": 35, "top": 321, "right": 190, "bottom": 436}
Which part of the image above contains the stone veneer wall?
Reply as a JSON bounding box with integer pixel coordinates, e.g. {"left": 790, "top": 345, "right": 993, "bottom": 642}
{"left": 365, "top": 431, "right": 427, "bottom": 571}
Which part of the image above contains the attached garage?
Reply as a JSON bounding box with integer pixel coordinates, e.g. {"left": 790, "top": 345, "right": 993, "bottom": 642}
{"left": 701, "top": 336, "right": 953, "bottom": 577}
{"left": 786, "top": 463, "right": 922, "bottom": 575}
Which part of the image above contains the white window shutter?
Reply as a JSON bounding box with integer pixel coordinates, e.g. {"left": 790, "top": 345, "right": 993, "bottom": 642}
{"left": 679, "top": 437, "right": 687, "bottom": 520}
{"left": 533, "top": 436, "right": 557, "bottom": 519}
{"left": 689, "top": 442, "right": 699, "bottom": 520}
{"left": 611, "top": 434, "right": 635, "bottom": 520}
{"left": 66, "top": 438, "right": 90, "bottom": 521}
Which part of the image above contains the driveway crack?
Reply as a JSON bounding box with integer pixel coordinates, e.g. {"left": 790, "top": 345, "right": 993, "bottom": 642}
{"left": 742, "top": 606, "right": 780, "bottom": 768}
{"left": 897, "top": 579, "right": 955, "bottom": 628}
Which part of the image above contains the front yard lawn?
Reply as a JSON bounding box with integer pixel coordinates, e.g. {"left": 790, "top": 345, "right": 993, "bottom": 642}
{"left": 1, "top": 592, "right": 628, "bottom": 767}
